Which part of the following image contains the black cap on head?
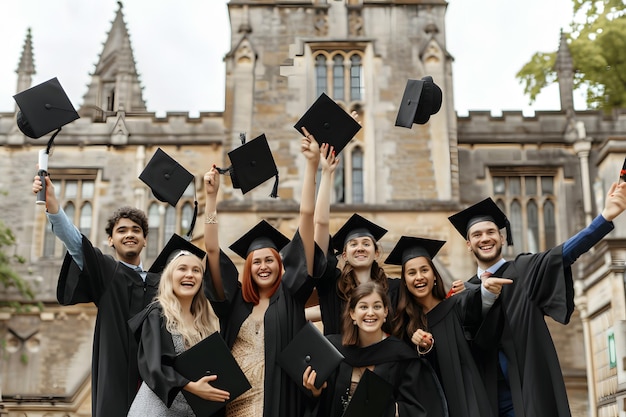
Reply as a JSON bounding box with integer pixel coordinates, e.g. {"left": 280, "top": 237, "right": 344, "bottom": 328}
{"left": 294, "top": 93, "right": 361, "bottom": 155}
{"left": 148, "top": 233, "right": 206, "bottom": 273}
{"left": 139, "top": 148, "right": 195, "bottom": 207}
{"left": 448, "top": 197, "right": 513, "bottom": 246}
{"left": 225, "top": 134, "right": 280, "bottom": 197}
{"left": 13, "top": 77, "right": 80, "bottom": 139}
{"left": 229, "top": 220, "right": 291, "bottom": 260}
{"left": 384, "top": 236, "right": 445, "bottom": 266}
{"left": 331, "top": 213, "right": 388, "bottom": 254}
{"left": 394, "top": 76, "right": 442, "bottom": 128}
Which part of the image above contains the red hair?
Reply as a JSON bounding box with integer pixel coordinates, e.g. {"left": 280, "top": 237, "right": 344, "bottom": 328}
{"left": 241, "top": 247, "right": 283, "bottom": 304}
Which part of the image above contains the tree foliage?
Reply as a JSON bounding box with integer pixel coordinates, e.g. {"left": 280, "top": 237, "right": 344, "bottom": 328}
{"left": 516, "top": 0, "right": 626, "bottom": 111}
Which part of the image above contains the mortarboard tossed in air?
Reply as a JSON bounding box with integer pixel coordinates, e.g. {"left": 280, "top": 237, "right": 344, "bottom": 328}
{"left": 139, "top": 148, "right": 199, "bottom": 241}
{"left": 294, "top": 92, "right": 361, "bottom": 155}
{"left": 448, "top": 197, "right": 513, "bottom": 246}
{"left": 278, "top": 321, "right": 344, "bottom": 391}
{"left": 148, "top": 233, "right": 207, "bottom": 274}
{"left": 13, "top": 77, "right": 80, "bottom": 141}
{"left": 395, "top": 76, "right": 442, "bottom": 128}
{"left": 216, "top": 133, "right": 280, "bottom": 198}
{"left": 229, "top": 220, "right": 291, "bottom": 260}
{"left": 384, "top": 236, "right": 446, "bottom": 266}
{"left": 139, "top": 148, "right": 195, "bottom": 207}
{"left": 331, "top": 213, "right": 388, "bottom": 254}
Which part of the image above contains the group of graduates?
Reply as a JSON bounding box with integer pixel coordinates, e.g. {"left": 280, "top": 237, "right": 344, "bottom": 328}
{"left": 33, "top": 126, "right": 626, "bottom": 417}
{"left": 22, "top": 75, "right": 626, "bottom": 417}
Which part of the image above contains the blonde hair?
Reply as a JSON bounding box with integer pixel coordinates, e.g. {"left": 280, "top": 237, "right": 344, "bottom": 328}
{"left": 156, "top": 251, "right": 215, "bottom": 347}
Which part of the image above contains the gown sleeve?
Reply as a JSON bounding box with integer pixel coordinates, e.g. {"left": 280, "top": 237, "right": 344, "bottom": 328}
{"left": 395, "top": 359, "right": 448, "bottom": 417}
{"left": 129, "top": 305, "right": 190, "bottom": 408}
{"left": 204, "top": 249, "right": 240, "bottom": 320}
{"left": 281, "top": 229, "right": 327, "bottom": 304}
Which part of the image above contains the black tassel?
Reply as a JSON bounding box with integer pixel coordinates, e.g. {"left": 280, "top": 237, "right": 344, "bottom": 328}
{"left": 270, "top": 174, "right": 279, "bottom": 198}
{"left": 505, "top": 219, "right": 514, "bottom": 246}
{"left": 186, "top": 201, "right": 198, "bottom": 240}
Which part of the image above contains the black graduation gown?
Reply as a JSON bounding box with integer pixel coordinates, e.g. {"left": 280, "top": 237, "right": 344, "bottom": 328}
{"left": 56, "top": 235, "right": 160, "bottom": 417}
{"left": 419, "top": 285, "right": 494, "bottom": 417}
{"left": 316, "top": 247, "right": 400, "bottom": 335}
{"left": 127, "top": 303, "right": 190, "bottom": 407}
{"left": 307, "top": 334, "right": 449, "bottom": 417}
{"left": 205, "top": 231, "right": 325, "bottom": 417}
{"left": 470, "top": 244, "right": 573, "bottom": 417}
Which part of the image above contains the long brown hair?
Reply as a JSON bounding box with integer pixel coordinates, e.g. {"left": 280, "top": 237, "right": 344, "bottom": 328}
{"left": 391, "top": 256, "right": 446, "bottom": 344}
{"left": 241, "top": 247, "right": 283, "bottom": 304}
{"left": 337, "top": 239, "right": 388, "bottom": 301}
{"left": 342, "top": 281, "right": 391, "bottom": 346}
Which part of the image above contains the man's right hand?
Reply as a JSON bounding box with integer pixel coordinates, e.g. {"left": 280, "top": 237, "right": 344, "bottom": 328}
{"left": 32, "top": 174, "right": 59, "bottom": 213}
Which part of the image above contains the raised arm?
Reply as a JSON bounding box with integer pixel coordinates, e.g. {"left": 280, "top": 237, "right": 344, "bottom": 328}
{"left": 203, "top": 166, "right": 225, "bottom": 300}
{"left": 314, "top": 143, "right": 340, "bottom": 254}
{"left": 300, "top": 127, "right": 321, "bottom": 276}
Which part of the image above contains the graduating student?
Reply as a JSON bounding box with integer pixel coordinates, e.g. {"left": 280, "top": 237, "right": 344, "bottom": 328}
{"left": 32, "top": 149, "right": 201, "bottom": 417}
{"left": 448, "top": 182, "right": 626, "bottom": 417}
{"left": 387, "top": 236, "right": 509, "bottom": 417}
{"left": 302, "top": 281, "right": 448, "bottom": 417}
{"left": 127, "top": 247, "right": 223, "bottom": 417}
{"left": 202, "top": 130, "right": 325, "bottom": 417}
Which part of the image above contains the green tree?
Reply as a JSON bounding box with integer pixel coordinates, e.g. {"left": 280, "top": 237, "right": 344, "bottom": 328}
{"left": 517, "top": 0, "right": 626, "bottom": 111}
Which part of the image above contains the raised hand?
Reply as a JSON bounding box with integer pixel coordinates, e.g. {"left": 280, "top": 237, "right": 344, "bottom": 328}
{"left": 602, "top": 182, "right": 626, "bottom": 221}
{"left": 204, "top": 165, "right": 220, "bottom": 196}
{"left": 320, "top": 143, "right": 340, "bottom": 175}
{"left": 32, "top": 173, "right": 59, "bottom": 213}
{"left": 301, "top": 127, "right": 321, "bottom": 163}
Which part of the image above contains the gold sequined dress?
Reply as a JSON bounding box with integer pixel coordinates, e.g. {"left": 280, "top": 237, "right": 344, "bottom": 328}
{"left": 225, "top": 316, "right": 265, "bottom": 417}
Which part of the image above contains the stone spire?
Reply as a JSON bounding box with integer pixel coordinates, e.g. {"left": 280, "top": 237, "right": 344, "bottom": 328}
{"left": 555, "top": 30, "right": 574, "bottom": 113}
{"left": 79, "top": 1, "right": 146, "bottom": 118}
{"left": 15, "top": 28, "right": 35, "bottom": 104}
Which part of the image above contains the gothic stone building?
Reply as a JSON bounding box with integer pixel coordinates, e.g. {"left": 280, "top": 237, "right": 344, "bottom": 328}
{"left": 1, "top": 1, "right": 626, "bottom": 416}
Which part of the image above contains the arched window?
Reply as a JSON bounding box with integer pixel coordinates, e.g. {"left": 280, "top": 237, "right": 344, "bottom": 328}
{"left": 510, "top": 200, "right": 523, "bottom": 250}
{"left": 351, "top": 147, "right": 364, "bottom": 203}
{"left": 43, "top": 220, "right": 56, "bottom": 257}
{"left": 350, "top": 54, "right": 363, "bottom": 101}
{"left": 544, "top": 200, "right": 556, "bottom": 248}
{"left": 163, "top": 206, "right": 176, "bottom": 247}
{"left": 527, "top": 200, "right": 539, "bottom": 253}
{"left": 180, "top": 202, "right": 194, "bottom": 237}
{"left": 316, "top": 55, "right": 327, "bottom": 97}
{"left": 333, "top": 55, "right": 344, "bottom": 100}
{"left": 334, "top": 157, "right": 345, "bottom": 203}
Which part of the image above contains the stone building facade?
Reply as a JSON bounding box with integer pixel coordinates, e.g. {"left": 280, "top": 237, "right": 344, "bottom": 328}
{"left": 1, "top": 1, "right": 626, "bottom": 416}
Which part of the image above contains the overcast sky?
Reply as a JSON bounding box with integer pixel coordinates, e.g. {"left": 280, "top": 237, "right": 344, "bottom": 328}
{"left": 0, "top": 0, "right": 581, "bottom": 118}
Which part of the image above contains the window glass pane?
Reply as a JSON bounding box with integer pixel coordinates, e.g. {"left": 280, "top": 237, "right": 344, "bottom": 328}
{"left": 180, "top": 203, "right": 194, "bottom": 236}
{"left": 82, "top": 181, "right": 95, "bottom": 199}
{"left": 352, "top": 148, "right": 364, "bottom": 203}
{"left": 333, "top": 55, "right": 344, "bottom": 100}
{"left": 164, "top": 206, "right": 176, "bottom": 246}
{"left": 64, "top": 203, "right": 75, "bottom": 224}
{"left": 544, "top": 200, "right": 556, "bottom": 248}
{"left": 334, "top": 156, "right": 345, "bottom": 203}
{"left": 493, "top": 177, "right": 505, "bottom": 195}
{"left": 65, "top": 181, "right": 78, "bottom": 199}
{"left": 147, "top": 204, "right": 161, "bottom": 258}
{"left": 315, "top": 55, "right": 327, "bottom": 97}
{"left": 79, "top": 202, "right": 92, "bottom": 238}
{"left": 541, "top": 176, "right": 554, "bottom": 195}
{"left": 527, "top": 200, "right": 539, "bottom": 253}
{"left": 350, "top": 54, "right": 362, "bottom": 101}
{"left": 509, "top": 177, "right": 521, "bottom": 195}
{"left": 525, "top": 176, "right": 537, "bottom": 196}
{"left": 43, "top": 221, "right": 56, "bottom": 257}
{"left": 510, "top": 200, "right": 523, "bottom": 251}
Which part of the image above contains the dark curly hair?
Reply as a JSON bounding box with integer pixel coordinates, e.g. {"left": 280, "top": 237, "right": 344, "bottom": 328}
{"left": 105, "top": 206, "right": 149, "bottom": 238}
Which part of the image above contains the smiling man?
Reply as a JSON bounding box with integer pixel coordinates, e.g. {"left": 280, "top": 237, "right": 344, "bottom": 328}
{"left": 448, "top": 182, "right": 626, "bottom": 417}
{"left": 33, "top": 174, "right": 159, "bottom": 417}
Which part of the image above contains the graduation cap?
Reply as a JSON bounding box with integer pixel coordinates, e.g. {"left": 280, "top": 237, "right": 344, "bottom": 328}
{"left": 148, "top": 233, "right": 207, "bottom": 274}
{"left": 139, "top": 148, "right": 195, "bottom": 207}
{"left": 448, "top": 197, "right": 513, "bottom": 246}
{"left": 13, "top": 77, "right": 80, "bottom": 140}
{"left": 293, "top": 93, "right": 361, "bottom": 155}
{"left": 174, "top": 332, "right": 252, "bottom": 416}
{"left": 331, "top": 213, "right": 387, "bottom": 253}
{"left": 278, "top": 321, "right": 344, "bottom": 391}
{"left": 384, "top": 236, "right": 446, "bottom": 266}
{"left": 395, "top": 76, "right": 442, "bottom": 128}
{"left": 229, "top": 220, "right": 290, "bottom": 260}
{"left": 216, "top": 133, "right": 280, "bottom": 198}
